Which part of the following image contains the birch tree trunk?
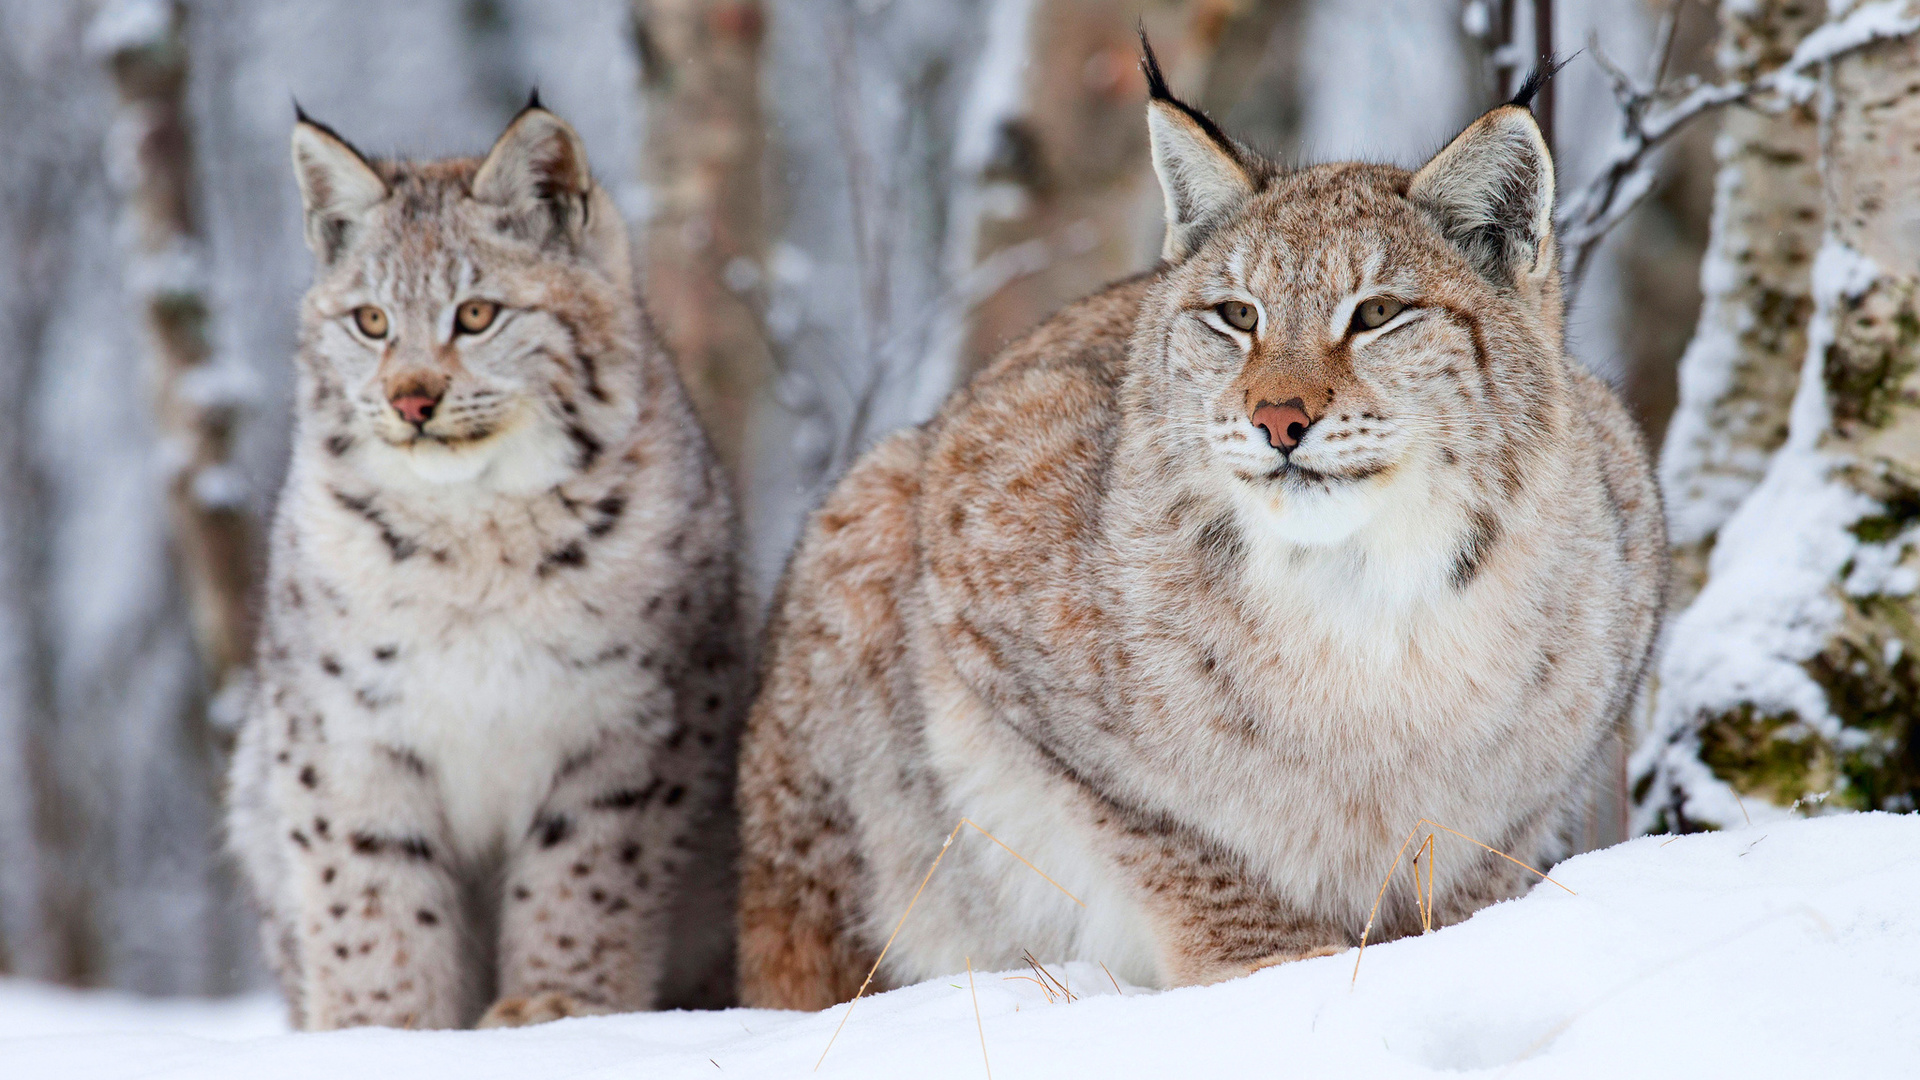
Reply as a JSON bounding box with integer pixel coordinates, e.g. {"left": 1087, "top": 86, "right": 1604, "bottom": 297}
{"left": 96, "top": 0, "right": 255, "bottom": 722}
{"left": 634, "top": 0, "right": 771, "bottom": 477}
{"left": 739, "top": 0, "right": 1025, "bottom": 591}
{"left": 0, "top": 16, "right": 59, "bottom": 978}
{"left": 1638, "top": 1, "right": 1920, "bottom": 831}
{"left": 1659, "top": 0, "right": 1826, "bottom": 600}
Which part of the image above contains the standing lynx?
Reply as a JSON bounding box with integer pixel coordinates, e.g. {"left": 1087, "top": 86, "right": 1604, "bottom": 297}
{"left": 227, "top": 101, "right": 745, "bottom": 1029}
{"left": 738, "top": 54, "right": 1665, "bottom": 1008}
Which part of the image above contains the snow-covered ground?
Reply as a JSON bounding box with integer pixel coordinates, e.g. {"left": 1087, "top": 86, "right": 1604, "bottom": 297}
{"left": 2, "top": 813, "right": 1915, "bottom": 1079}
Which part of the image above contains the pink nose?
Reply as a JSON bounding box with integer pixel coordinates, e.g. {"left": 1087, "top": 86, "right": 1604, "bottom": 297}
{"left": 390, "top": 393, "right": 440, "bottom": 426}
{"left": 1251, "top": 401, "right": 1312, "bottom": 451}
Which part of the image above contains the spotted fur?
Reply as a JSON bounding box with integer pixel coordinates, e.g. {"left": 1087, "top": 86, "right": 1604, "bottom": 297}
{"left": 738, "top": 73, "right": 1665, "bottom": 1006}
{"left": 228, "top": 104, "right": 745, "bottom": 1030}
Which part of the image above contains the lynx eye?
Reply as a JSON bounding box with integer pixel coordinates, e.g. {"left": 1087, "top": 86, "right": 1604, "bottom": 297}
{"left": 1217, "top": 300, "right": 1258, "bottom": 333}
{"left": 455, "top": 299, "right": 500, "bottom": 336}
{"left": 1352, "top": 296, "right": 1406, "bottom": 332}
{"left": 352, "top": 305, "right": 389, "bottom": 339}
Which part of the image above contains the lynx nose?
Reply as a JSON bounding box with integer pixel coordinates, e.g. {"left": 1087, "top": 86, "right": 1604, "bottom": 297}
{"left": 1251, "top": 400, "right": 1312, "bottom": 452}
{"left": 390, "top": 392, "right": 441, "bottom": 426}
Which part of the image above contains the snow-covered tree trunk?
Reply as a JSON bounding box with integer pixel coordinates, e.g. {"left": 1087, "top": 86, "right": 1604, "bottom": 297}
{"left": 1659, "top": 0, "right": 1826, "bottom": 600}
{"left": 95, "top": 0, "right": 256, "bottom": 728}
{"left": 1639, "top": 1, "right": 1920, "bottom": 831}
{"left": 738, "top": 0, "right": 1024, "bottom": 590}
{"left": 634, "top": 0, "right": 772, "bottom": 476}
{"left": 0, "top": 12, "right": 59, "bottom": 978}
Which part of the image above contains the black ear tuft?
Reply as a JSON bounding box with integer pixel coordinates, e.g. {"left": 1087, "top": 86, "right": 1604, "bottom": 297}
{"left": 526, "top": 86, "right": 543, "bottom": 112}
{"left": 290, "top": 101, "right": 372, "bottom": 164}
{"left": 1142, "top": 33, "right": 1260, "bottom": 262}
{"left": 1508, "top": 53, "right": 1573, "bottom": 110}
{"left": 1139, "top": 26, "right": 1171, "bottom": 103}
{"left": 1137, "top": 30, "right": 1238, "bottom": 160}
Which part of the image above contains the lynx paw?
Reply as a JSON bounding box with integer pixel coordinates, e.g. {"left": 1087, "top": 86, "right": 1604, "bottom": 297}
{"left": 476, "top": 992, "right": 612, "bottom": 1028}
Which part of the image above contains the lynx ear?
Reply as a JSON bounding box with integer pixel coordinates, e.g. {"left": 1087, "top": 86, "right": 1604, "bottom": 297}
{"left": 473, "top": 102, "right": 594, "bottom": 247}
{"left": 1142, "top": 38, "right": 1256, "bottom": 262}
{"left": 1408, "top": 105, "right": 1556, "bottom": 288}
{"left": 291, "top": 112, "right": 387, "bottom": 264}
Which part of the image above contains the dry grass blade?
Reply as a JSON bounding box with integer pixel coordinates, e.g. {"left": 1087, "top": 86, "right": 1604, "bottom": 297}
{"left": 1418, "top": 819, "right": 1576, "bottom": 895}
{"left": 1351, "top": 823, "right": 1426, "bottom": 985}
{"left": 963, "top": 819, "right": 1086, "bottom": 907}
{"left": 815, "top": 817, "right": 1083, "bottom": 1070}
{"left": 1000, "top": 974, "right": 1059, "bottom": 1003}
{"left": 1099, "top": 961, "right": 1123, "bottom": 996}
{"left": 967, "top": 957, "right": 991, "bottom": 1080}
{"left": 1411, "top": 833, "right": 1438, "bottom": 935}
{"left": 1351, "top": 818, "right": 1576, "bottom": 986}
{"left": 814, "top": 820, "right": 964, "bottom": 1070}
{"left": 1020, "top": 949, "right": 1075, "bottom": 1003}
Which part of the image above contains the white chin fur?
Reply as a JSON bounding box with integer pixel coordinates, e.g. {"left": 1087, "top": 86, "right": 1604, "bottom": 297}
{"left": 1233, "top": 477, "right": 1377, "bottom": 546}
{"left": 366, "top": 414, "right": 577, "bottom": 495}
{"left": 398, "top": 439, "right": 498, "bottom": 485}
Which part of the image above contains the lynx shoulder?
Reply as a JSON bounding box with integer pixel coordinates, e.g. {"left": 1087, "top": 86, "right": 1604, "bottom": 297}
{"left": 737, "top": 54, "right": 1665, "bottom": 1007}
{"left": 226, "top": 103, "right": 745, "bottom": 1030}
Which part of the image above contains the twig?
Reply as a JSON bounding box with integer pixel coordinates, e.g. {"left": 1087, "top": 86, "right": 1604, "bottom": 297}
{"left": 1557, "top": 0, "right": 1920, "bottom": 292}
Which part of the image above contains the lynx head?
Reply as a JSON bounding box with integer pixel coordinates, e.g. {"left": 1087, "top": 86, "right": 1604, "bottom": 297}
{"left": 1129, "top": 42, "right": 1564, "bottom": 555}
{"left": 290, "top": 97, "right": 637, "bottom": 492}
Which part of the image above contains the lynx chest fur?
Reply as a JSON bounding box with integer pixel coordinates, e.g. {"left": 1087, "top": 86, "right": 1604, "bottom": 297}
{"left": 737, "top": 56, "right": 1664, "bottom": 1007}
{"left": 228, "top": 104, "right": 744, "bottom": 1031}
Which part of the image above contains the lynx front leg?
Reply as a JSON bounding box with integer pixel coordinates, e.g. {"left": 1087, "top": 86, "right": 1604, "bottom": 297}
{"left": 1101, "top": 811, "right": 1352, "bottom": 987}
{"left": 280, "top": 739, "right": 471, "bottom": 1030}
{"left": 485, "top": 729, "right": 684, "bottom": 1026}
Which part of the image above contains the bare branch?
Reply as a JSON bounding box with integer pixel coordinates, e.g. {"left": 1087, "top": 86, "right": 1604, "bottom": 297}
{"left": 1558, "top": 0, "right": 1920, "bottom": 292}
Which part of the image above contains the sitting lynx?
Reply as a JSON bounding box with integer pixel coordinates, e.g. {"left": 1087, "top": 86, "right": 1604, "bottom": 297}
{"left": 738, "top": 53, "right": 1664, "bottom": 1007}
{"left": 227, "top": 100, "right": 744, "bottom": 1029}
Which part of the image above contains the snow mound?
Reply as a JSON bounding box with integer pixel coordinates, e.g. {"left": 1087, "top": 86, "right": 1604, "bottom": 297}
{"left": 4, "top": 813, "right": 1917, "bottom": 1078}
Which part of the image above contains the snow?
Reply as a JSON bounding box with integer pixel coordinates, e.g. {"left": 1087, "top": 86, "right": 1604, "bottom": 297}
{"left": 1638, "top": 236, "right": 1892, "bottom": 830}
{"left": 3, "top": 813, "right": 1916, "bottom": 1079}
{"left": 82, "top": 0, "right": 173, "bottom": 59}
{"left": 1794, "top": 2, "right": 1920, "bottom": 72}
{"left": 1659, "top": 152, "right": 1764, "bottom": 550}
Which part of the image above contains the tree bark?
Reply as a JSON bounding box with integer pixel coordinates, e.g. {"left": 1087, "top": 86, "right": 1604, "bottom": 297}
{"left": 1638, "top": 1, "right": 1920, "bottom": 831}
{"left": 957, "top": 0, "right": 1292, "bottom": 376}
{"left": 97, "top": 0, "right": 253, "bottom": 718}
{"left": 634, "top": 0, "right": 772, "bottom": 478}
{"left": 1659, "top": 0, "right": 1826, "bottom": 601}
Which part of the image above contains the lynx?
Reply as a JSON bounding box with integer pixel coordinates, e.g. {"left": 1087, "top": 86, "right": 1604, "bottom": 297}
{"left": 737, "top": 53, "right": 1665, "bottom": 1008}
{"left": 227, "top": 100, "right": 745, "bottom": 1030}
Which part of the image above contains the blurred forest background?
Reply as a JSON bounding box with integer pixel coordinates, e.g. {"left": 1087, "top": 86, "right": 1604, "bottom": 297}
{"left": 4, "top": 0, "right": 1914, "bottom": 1003}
